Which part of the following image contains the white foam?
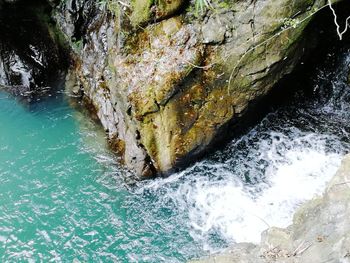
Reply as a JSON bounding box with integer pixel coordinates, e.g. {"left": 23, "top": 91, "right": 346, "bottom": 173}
{"left": 137, "top": 52, "right": 350, "bottom": 256}
{"left": 146, "top": 130, "right": 343, "bottom": 251}
{"left": 189, "top": 135, "right": 341, "bottom": 248}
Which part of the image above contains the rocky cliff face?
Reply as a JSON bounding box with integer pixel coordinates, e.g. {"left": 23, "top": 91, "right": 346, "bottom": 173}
{"left": 191, "top": 154, "right": 350, "bottom": 263}
{"left": 52, "top": 0, "right": 343, "bottom": 177}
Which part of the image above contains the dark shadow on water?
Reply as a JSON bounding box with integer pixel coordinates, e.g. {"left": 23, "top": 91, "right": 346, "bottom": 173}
{"left": 0, "top": 0, "right": 69, "bottom": 105}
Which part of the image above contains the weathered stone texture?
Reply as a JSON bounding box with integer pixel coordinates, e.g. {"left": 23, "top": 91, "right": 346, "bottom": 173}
{"left": 54, "top": 0, "right": 343, "bottom": 177}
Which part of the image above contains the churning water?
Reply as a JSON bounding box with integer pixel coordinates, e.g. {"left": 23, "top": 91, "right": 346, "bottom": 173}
{"left": 1, "top": 48, "right": 350, "bottom": 262}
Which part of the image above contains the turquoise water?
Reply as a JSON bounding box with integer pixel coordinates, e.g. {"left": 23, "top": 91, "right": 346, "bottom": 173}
{"left": 0, "top": 93, "right": 198, "bottom": 262}
{"left": 1, "top": 50, "right": 350, "bottom": 262}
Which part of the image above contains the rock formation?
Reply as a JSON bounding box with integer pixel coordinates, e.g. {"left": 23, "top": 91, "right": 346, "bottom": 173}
{"left": 52, "top": 0, "right": 345, "bottom": 177}
{"left": 1, "top": 0, "right": 346, "bottom": 177}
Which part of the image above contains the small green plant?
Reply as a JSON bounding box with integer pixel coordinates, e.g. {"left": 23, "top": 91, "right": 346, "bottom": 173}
{"left": 97, "top": 0, "right": 107, "bottom": 9}
{"left": 282, "top": 18, "right": 300, "bottom": 30}
{"left": 194, "top": 0, "right": 212, "bottom": 15}
{"left": 97, "top": 0, "right": 125, "bottom": 25}
{"left": 71, "top": 39, "right": 83, "bottom": 53}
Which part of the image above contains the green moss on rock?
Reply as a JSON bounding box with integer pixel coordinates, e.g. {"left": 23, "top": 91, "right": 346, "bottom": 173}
{"left": 130, "top": 0, "right": 154, "bottom": 27}
{"left": 130, "top": 0, "right": 184, "bottom": 27}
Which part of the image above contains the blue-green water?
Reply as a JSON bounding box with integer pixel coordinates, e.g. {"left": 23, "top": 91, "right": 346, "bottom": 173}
{"left": 0, "top": 94, "right": 198, "bottom": 262}
{"left": 1, "top": 51, "right": 350, "bottom": 262}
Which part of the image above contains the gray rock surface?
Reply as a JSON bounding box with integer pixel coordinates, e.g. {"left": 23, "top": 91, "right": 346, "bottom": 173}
{"left": 53, "top": 0, "right": 346, "bottom": 177}
{"left": 191, "top": 154, "right": 350, "bottom": 263}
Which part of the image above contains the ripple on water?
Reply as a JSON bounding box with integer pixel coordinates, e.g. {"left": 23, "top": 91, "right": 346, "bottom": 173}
{"left": 0, "top": 51, "right": 350, "bottom": 262}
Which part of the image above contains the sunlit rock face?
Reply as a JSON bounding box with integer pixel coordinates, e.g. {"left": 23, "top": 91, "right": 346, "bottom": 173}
{"left": 52, "top": 0, "right": 345, "bottom": 177}
{"left": 0, "top": 0, "right": 66, "bottom": 101}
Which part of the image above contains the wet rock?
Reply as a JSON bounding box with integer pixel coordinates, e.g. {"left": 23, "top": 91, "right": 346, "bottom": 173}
{"left": 0, "top": 0, "right": 67, "bottom": 101}
{"left": 190, "top": 154, "right": 350, "bottom": 263}
{"left": 53, "top": 0, "right": 96, "bottom": 42}
{"left": 130, "top": 0, "right": 184, "bottom": 27}
{"left": 53, "top": 0, "right": 346, "bottom": 177}
{"left": 202, "top": 17, "right": 226, "bottom": 44}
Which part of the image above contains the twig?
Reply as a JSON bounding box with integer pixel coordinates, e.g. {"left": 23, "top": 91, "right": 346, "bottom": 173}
{"left": 292, "top": 241, "right": 312, "bottom": 256}
{"left": 333, "top": 181, "right": 350, "bottom": 186}
{"left": 183, "top": 59, "right": 215, "bottom": 69}
{"left": 328, "top": 0, "right": 350, "bottom": 40}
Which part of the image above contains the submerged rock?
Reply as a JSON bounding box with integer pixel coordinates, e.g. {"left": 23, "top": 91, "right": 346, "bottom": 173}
{"left": 190, "top": 154, "right": 350, "bottom": 263}
{"left": 52, "top": 0, "right": 346, "bottom": 177}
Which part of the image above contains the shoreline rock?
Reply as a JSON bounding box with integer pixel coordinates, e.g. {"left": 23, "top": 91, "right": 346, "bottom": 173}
{"left": 190, "top": 154, "right": 350, "bottom": 263}
{"left": 52, "top": 0, "right": 348, "bottom": 178}
{"left": 3, "top": 0, "right": 346, "bottom": 177}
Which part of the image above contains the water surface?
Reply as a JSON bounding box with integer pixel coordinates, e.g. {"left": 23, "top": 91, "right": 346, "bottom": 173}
{"left": 1, "top": 50, "right": 350, "bottom": 262}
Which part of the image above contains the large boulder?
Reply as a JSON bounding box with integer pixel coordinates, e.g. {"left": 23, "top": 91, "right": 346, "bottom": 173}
{"left": 54, "top": 0, "right": 346, "bottom": 177}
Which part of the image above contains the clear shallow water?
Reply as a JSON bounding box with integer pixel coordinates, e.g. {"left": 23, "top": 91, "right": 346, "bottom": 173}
{"left": 1, "top": 50, "right": 350, "bottom": 262}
